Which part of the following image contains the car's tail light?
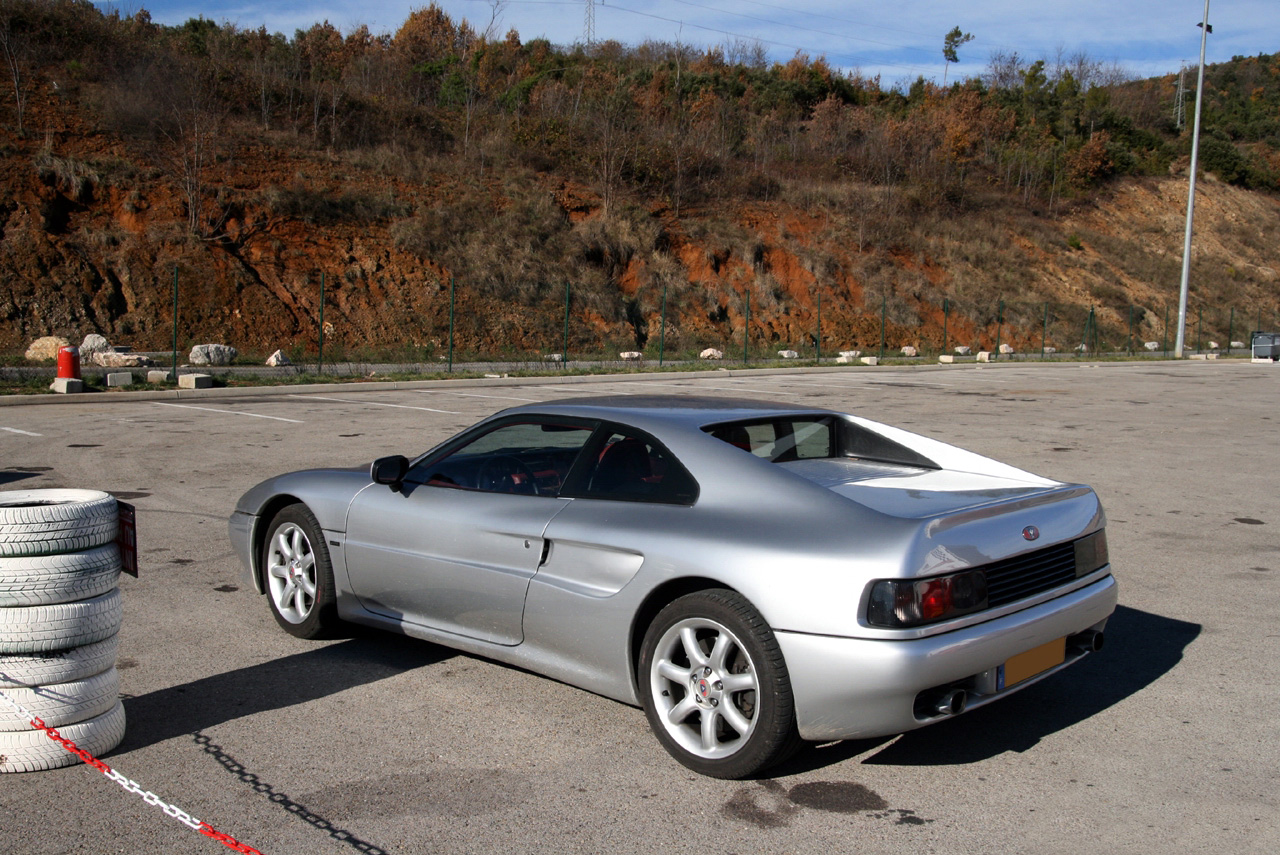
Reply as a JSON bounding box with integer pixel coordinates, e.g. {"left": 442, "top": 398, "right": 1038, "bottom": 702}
{"left": 1074, "top": 530, "right": 1109, "bottom": 577}
{"left": 868, "top": 570, "right": 989, "bottom": 628}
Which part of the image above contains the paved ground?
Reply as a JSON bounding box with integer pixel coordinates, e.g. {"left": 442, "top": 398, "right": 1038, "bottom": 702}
{"left": 1, "top": 360, "right": 1276, "bottom": 855}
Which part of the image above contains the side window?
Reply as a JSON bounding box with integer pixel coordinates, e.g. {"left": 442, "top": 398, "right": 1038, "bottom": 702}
{"left": 407, "top": 421, "right": 594, "bottom": 496}
{"left": 572, "top": 429, "right": 698, "bottom": 505}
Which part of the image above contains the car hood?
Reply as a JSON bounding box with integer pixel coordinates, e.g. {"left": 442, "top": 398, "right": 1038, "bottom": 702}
{"left": 781, "top": 458, "right": 1061, "bottom": 520}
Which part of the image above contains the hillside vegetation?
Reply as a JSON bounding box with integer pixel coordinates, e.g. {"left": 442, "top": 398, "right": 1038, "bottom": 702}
{"left": 1, "top": 0, "right": 1277, "bottom": 359}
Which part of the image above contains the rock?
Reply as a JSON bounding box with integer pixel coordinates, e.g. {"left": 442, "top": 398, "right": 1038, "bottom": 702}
{"left": 93, "top": 352, "right": 149, "bottom": 368}
{"left": 26, "top": 336, "right": 69, "bottom": 361}
{"left": 1044, "top": 347, "right": 1057, "bottom": 354}
{"left": 190, "top": 344, "right": 237, "bottom": 366}
{"left": 1209, "top": 341, "right": 1220, "bottom": 350}
{"left": 619, "top": 351, "right": 643, "bottom": 361}
{"left": 1231, "top": 340, "right": 1246, "bottom": 349}
{"left": 835, "top": 355, "right": 853, "bottom": 364}
{"left": 699, "top": 348, "right": 723, "bottom": 360}
{"left": 266, "top": 350, "right": 291, "bottom": 367}
{"left": 839, "top": 350, "right": 861, "bottom": 359}
{"left": 1144, "top": 341, "right": 1160, "bottom": 351}
{"left": 1075, "top": 344, "right": 1088, "bottom": 352}
{"left": 954, "top": 346, "right": 971, "bottom": 355}
{"left": 901, "top": 346, "right": 918, "bottom": 357}
{"left": 977, "top": 351, "right": 992, "bottom": 363}
{"left": 777, "top": 350, "right": 799, "bottom": 359}
{"left": 92, "top": 351, "right": 153, "bottom": 368}
{"left": 80, "top": 334, "right": 111, "bottom": 359}
{"left": 999, "top": 343, "right": 1015, "bottom": 354}
{"left": 542, "top": 353, "right": 563, "bottom": 362}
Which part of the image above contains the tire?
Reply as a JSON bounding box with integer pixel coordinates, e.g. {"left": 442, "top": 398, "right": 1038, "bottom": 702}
{"left": 261, "top": 504, "right": 339, "bottom": 639}
{"left": 0, "top": 633, "right": 120, "bottom": 688}
{"left": 0, "top": 667, "right": 120, "bottom": 731}
{"left": 0, "top": 700, "right": 126, "bottom": 774}
{"left": 639, "top": 589, "right": 801, "bottom": 779}
{"left": 0, "top": 544, "right": 122, "bottom": 607}
{"left": 0, "top": 490, "right": 118, "bottom": 558}
{"left": 0, "top": 589, "right": 123, "bottom": 654}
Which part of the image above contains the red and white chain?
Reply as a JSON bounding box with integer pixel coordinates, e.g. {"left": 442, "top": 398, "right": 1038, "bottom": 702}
{"left": 0, "top": 689, "right": 264, "bottom": 855}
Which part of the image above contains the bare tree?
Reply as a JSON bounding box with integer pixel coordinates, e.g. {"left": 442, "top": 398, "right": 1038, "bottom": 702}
{"left": 0, "top": 5, "right": 31, "bottom": 134}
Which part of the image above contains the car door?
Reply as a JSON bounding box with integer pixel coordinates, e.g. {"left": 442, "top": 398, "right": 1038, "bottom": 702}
{"left": 344, "top": 419, "right": 596, "bottom": 645}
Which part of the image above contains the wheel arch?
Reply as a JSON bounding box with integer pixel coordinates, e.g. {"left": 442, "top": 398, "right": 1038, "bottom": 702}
{"left": 250, "top": 494, "right": 305, "bottom": 592}
{"left": 629, "top": 576, "right": 741, "bottom": 694}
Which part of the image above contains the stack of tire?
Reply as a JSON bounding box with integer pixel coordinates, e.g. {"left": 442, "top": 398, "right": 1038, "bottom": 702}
{"left": 0, "top": 490, "right": 127, "bottom": 774}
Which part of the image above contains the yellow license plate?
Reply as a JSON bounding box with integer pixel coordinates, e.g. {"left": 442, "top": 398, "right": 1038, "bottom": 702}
{"left": 1001, "top": 637, "right": 1067, "bottom": 689}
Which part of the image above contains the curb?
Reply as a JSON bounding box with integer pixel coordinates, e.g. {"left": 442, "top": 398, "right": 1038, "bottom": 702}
{"left": 1, "top": 357, "right": 1244, "bottom": 407}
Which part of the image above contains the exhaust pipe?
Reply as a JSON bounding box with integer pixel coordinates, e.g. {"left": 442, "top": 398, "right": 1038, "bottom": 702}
{"left": 1068, "top": 630, "right": 1105, "bottom": 654}
{"left": 933, "top": 688, "right": 968, "bottom": 717}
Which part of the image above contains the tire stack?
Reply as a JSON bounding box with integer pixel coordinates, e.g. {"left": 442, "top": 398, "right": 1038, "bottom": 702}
{"left": 0, "top": 490, "right": 127, "bottom": 774}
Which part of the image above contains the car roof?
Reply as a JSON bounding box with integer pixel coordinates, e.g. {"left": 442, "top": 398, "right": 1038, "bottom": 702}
{"left": 499, "top": 395, "right": 837, "bottom": 431}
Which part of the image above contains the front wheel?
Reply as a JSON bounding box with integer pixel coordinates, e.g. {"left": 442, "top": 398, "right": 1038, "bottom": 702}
{"left": 639, "top": 590, "right": 800, "bottom": 778}
{"left": 261, "top": 504, "right": 339, "bottom": 639}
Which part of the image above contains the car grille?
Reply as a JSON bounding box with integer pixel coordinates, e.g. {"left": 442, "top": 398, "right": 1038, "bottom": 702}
{"left": 983, "top": 541, "right": 1078, "bottom": 608}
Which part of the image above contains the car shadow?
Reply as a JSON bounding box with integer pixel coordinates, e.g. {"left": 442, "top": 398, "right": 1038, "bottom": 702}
{"left": 118, "top": 630, "right": 452, "bottom": 752}
{"left": 0, "top": 469, "right": 43, "bottom": 486}
{"left": 776, "top": 604, "right": 1200, "bottom": 773}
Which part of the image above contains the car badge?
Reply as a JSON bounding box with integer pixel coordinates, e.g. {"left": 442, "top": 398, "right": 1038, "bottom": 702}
{"left": 1022, "top": 525, "right": 1040, "bottom": 541}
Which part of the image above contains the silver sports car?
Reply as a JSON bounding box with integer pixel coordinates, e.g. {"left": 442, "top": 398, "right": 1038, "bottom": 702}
{"left": 229, "top": 396, "right": 1116, "bottom": 778}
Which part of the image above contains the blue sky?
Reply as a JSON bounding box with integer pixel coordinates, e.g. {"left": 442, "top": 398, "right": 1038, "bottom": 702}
{"left": 95, "top": 1, "right": 1276, "bottom": 88}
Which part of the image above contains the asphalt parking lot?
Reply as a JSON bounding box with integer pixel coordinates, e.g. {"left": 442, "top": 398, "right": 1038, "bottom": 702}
{"left": 1, "top": 360, "right": 1276, "bottom": 855}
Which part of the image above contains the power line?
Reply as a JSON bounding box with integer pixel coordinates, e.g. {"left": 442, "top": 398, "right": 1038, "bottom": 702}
{"left": 601, "top": 2, "right": 938, "bottom": 75}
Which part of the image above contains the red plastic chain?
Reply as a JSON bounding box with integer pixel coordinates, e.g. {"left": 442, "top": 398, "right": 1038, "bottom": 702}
{"left": 2, "top": 691, "right": 264, "bottom": 855}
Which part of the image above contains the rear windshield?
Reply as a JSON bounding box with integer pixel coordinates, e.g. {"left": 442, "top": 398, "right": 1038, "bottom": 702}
{"left": 703, "top": 416, "right": 939, "bottom": 469}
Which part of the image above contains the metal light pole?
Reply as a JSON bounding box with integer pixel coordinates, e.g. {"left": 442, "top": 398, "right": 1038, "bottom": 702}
{"left": 1176, "top": 0, "right": 1211, "bottom": 358}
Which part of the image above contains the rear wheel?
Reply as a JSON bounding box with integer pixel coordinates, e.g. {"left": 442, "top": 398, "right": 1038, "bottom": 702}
{"left": 639, "top": 589, "right": 800, "bottom": 778}
{"left": 261, "top": 504, "right": 338, "bottom": 639}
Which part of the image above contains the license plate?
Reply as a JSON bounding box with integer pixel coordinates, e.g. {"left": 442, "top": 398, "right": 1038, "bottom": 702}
{"left": 999, "top": 636, "right": 1066, "bottom": 690}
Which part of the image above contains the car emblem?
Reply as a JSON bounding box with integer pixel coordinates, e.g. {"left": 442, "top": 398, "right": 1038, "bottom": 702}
{"left": 697, "top": 679, "right": 710, "bottom": 698}
{"left": 1022, "top": 525, "right": 1040, "bottom": 541}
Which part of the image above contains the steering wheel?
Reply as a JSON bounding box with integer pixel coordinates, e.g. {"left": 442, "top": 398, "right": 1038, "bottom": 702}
{"left": 476, "top": 455, "right": 540, "bottom": 495}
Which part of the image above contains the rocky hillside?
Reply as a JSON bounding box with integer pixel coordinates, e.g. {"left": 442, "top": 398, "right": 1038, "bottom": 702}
{"left": 0, "top": 3, "right": 1277, "bottom": 360}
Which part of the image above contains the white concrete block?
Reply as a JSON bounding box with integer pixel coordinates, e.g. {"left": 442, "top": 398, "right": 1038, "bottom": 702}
{"left": 49, "top": 377, "right": 83, "bottom": 394}
{"left": 178, "top": 373, "right": 212, "bottom": 389}
{"left": 938, "top": 355, "right": 954, "bottom": 364}
{"left": 860, "top": 356, "right": 878, "bottom": 366}
{"left": 106, "top": 372, "right": 133, "bottom": 387}
{"left": 147, "top": 370, "right": 172, "bottom": 383}
{"left": 977, "top": 351, "right": 992, "bottom": 362}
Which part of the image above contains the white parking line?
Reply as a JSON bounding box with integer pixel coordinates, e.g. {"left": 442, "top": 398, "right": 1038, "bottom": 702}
{"left": 790, "top": 378, "right": 955, "bottom": 390}
{"left": 432, "top": 391, "right": 541, "bottom": 402}
{"left": 292, "top": 395, "right": 460, "bottom": 414}
{"left": 536, "top": 385, "right": 634, "bottom": 395}
{"left": 1, "top": 427, "right": 41, "bottom": 436}
{"left": 153, "top": 403, "right": 304, "bottom": 423}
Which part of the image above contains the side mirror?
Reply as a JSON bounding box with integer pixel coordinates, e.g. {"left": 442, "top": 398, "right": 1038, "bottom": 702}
{"left": 370, "top": 455, "right": 409, "bottom": 489}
